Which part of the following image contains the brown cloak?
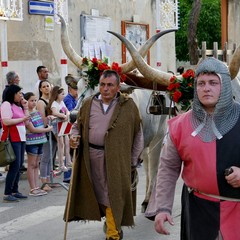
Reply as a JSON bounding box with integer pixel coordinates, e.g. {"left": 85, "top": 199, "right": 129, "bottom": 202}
{"left": 64, "top": 92, "right": 142, "bottom": 231}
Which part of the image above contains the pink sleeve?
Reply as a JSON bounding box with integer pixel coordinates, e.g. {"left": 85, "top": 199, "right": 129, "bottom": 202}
{"left": 1, "top": 102, "right": 13, "bottom": 119}
{"left": 145, "top": 134, "right": 182, "bottom": 217}
{"left": 70, "top": 121, "right": 80, "bottom": 136}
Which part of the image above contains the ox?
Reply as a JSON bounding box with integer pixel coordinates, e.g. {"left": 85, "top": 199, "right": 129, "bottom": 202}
{"left": 58, "top": 14, "right": 175, "bottom": 212}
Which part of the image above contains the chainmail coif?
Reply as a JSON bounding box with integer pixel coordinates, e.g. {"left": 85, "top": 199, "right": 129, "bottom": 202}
{"left": 191, "top": 57, "right": 240, "bottom": 142}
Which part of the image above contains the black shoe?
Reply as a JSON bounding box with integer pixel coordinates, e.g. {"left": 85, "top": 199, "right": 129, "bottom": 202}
{"left": 13, "top": 192, "right": 28, "bottom": 199}
{"left": 120, "top": 230, "right": 123, "bottom": 239}
{"left": 3, "top": 195, "right": 20, "bottom": 202}
{"left": 20, "top": 166, "right": 27, "bottom": 172}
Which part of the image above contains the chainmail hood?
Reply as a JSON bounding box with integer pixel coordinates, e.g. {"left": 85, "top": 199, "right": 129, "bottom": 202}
{"left": 191, "top": 57, "right": 240, "bottom": 142}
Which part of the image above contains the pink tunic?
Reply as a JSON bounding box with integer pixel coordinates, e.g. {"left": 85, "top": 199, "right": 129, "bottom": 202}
{"left": 145, "top": 110, "right": 240, "bottom": 239}
{"left": 1, "top": 102, "right": 26, "bottom": 142}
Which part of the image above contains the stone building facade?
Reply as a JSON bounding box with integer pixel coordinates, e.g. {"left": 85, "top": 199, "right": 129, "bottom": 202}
{"left": 0, "top": 0, "right": 177, "bottom": 95}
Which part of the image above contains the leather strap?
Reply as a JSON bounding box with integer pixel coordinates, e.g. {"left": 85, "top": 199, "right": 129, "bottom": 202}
{"left": 89, "top": 142, "right": 104, "bottom": 150}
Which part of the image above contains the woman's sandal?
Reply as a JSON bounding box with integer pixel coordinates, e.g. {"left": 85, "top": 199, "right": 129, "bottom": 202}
{"left": 29, "top": 188, "right": 47, "bottom": 196}
{"left": 35, "top": 187, "right": 48, "bottom": 195}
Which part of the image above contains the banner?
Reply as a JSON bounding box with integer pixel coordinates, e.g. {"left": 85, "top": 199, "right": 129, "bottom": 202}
{"left": 57, "top": 121, "right": 72, "bottom": 136}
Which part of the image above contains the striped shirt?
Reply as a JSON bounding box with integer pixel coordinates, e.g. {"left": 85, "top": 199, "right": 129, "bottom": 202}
{"left": 26, "top": 111, "right": 47, "bottom": 145}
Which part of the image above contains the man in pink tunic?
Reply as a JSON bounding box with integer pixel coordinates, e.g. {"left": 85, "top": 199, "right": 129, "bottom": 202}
{"left": 145, "top": 57, "right": 240, "bottom": 240}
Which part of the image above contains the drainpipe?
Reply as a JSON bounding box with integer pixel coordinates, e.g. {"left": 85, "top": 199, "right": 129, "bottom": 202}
{"left": 221, "top": 0, "right": 228, "bottom": 49}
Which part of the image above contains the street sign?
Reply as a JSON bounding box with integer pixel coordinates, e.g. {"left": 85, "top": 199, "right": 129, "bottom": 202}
{"left": 28, "top": 1, "right": 54, "bottom": 16}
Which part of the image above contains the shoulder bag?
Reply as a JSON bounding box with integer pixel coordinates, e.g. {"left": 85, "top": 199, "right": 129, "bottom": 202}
{"left": 0, "top": 128, "right": 16, "bottom": 167}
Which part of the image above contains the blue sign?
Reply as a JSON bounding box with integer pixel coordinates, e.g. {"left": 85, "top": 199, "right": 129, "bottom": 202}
{"left": 28, "top": 1, "right": 54, "bottom": 16}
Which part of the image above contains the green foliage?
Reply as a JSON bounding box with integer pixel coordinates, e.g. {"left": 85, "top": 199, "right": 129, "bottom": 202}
{"left": 176, "top": 0, "right": 221, "bottom": 61}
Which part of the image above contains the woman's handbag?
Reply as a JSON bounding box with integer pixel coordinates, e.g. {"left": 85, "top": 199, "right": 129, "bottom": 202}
{"left": 0, "top": 130, "right": 16, "bottom": 167}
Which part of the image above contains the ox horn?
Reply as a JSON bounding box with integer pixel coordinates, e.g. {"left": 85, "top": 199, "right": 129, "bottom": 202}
{"left": 58, "top": 13, "right": 176, "bottom": 76}
{"left": 120, "top": 29, "right": 177, "bottom": 74}
{"left": 58, "top": 14, "right": 83, "bottom": 70}
{"left": 108, "top": 31, "right": 174, "bottom": 86}
{"left": 229, "top": 44, "right": 240, "bottom": 80}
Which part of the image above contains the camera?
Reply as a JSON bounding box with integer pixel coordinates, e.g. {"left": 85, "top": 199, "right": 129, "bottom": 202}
{"left": 224, "top": 167, "right": 233, "bottom": 176}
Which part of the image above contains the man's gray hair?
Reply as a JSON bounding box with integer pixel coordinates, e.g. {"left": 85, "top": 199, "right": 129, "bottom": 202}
{"left": 6, "top": 71, "right": 18, "bottom": 84}
{"left": 100, "top": 70, "right": 120, "bottom": 85}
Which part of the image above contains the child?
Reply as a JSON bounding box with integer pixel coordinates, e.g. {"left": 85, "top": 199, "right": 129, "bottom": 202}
{"left": 25, "top": 92, "right": 53, "bottom": 196}
{"left": 47, "top": 86, "right": 72, "bottom": 172}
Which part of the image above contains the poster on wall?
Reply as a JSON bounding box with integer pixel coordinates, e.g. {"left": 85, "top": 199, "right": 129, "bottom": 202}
{"left": 80, "top": 14, "right": 112, "bottom": 60}
{"left": 121, "top": 21, "right": 150, "bottom": 64}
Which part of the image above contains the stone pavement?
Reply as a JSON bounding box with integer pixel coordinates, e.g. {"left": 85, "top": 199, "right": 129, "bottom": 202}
{"left": 0, "top": 165, "right": 183, "bottom": 240}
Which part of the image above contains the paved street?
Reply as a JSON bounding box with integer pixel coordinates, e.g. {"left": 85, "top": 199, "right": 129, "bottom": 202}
{"left": 0, "top": 165, "right": 182, "bottom": 240}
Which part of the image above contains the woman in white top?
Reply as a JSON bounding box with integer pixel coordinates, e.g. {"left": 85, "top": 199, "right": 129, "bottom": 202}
{"left": 47, "top": 86, "right": 71, "bottom": 172}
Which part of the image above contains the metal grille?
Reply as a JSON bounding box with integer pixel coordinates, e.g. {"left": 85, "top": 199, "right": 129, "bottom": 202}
{"left": 0, "top": 0, "right": 23, "bottom": 21}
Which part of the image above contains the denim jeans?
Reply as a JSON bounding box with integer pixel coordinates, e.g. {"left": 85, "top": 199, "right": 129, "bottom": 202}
{"left": 4, "top": 142, "right": 26, "bottom": 195}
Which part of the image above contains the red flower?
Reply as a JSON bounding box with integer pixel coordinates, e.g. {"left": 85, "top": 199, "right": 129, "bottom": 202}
{"left": 98, "top": 62, "right": 110, "bottom": 71}
{"left": 120, "top": 74, "right": 126, "bottom": 82}
{"left": 81, "top": 57, "right": 127, "bottom": 88}
{"left": 111, "top": 62, "right": 120, "bottom": 71}
{"left": 173, "top": 90, "right": 182, "bottom": 103}
{"left": 170, "top": 76, "right": 177, "bottom": 83}
{"left": 167, "top": 83, "right": 176, "bottom": 91}
{"left": 82, "top": 57, "right": 88, "bottom": 65}
{"left": 166, "top": 69, "right": 195, "bottom": 111}
{"left": 182, "top": 69, "right": 195, "bottom": 79}
{"left": 91, "top": 57, "right": 98, "bottom": 66}
{"left": 175, "top": 82, "right": 180, "bottom": 89}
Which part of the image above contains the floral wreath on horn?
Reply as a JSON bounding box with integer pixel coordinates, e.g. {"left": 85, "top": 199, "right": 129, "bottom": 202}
{"left": 166, "top": 69, "right": 195, "bottom": 111}
{"left": 81, "top": 57, "right": 127, "bottom": 89}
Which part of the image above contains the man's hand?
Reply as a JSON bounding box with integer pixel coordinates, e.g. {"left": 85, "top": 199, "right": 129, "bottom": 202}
{"left": 154, "top": 212, "right": 174, "bottom": 235}
{"left": 225, "top": 166, "right": 240, "bottom": 188}
{"left": 69, "top": 135, "right": 80, "bottom": 149}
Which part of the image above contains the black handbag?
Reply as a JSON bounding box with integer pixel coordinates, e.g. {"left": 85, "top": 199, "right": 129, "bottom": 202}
{"left": 0, "top": 129, "right": 16, "bottom": 167}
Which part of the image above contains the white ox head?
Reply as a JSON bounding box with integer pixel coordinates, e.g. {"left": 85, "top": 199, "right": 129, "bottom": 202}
{"left": 58, "top": 14, "right": 175, "bottom": 90}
